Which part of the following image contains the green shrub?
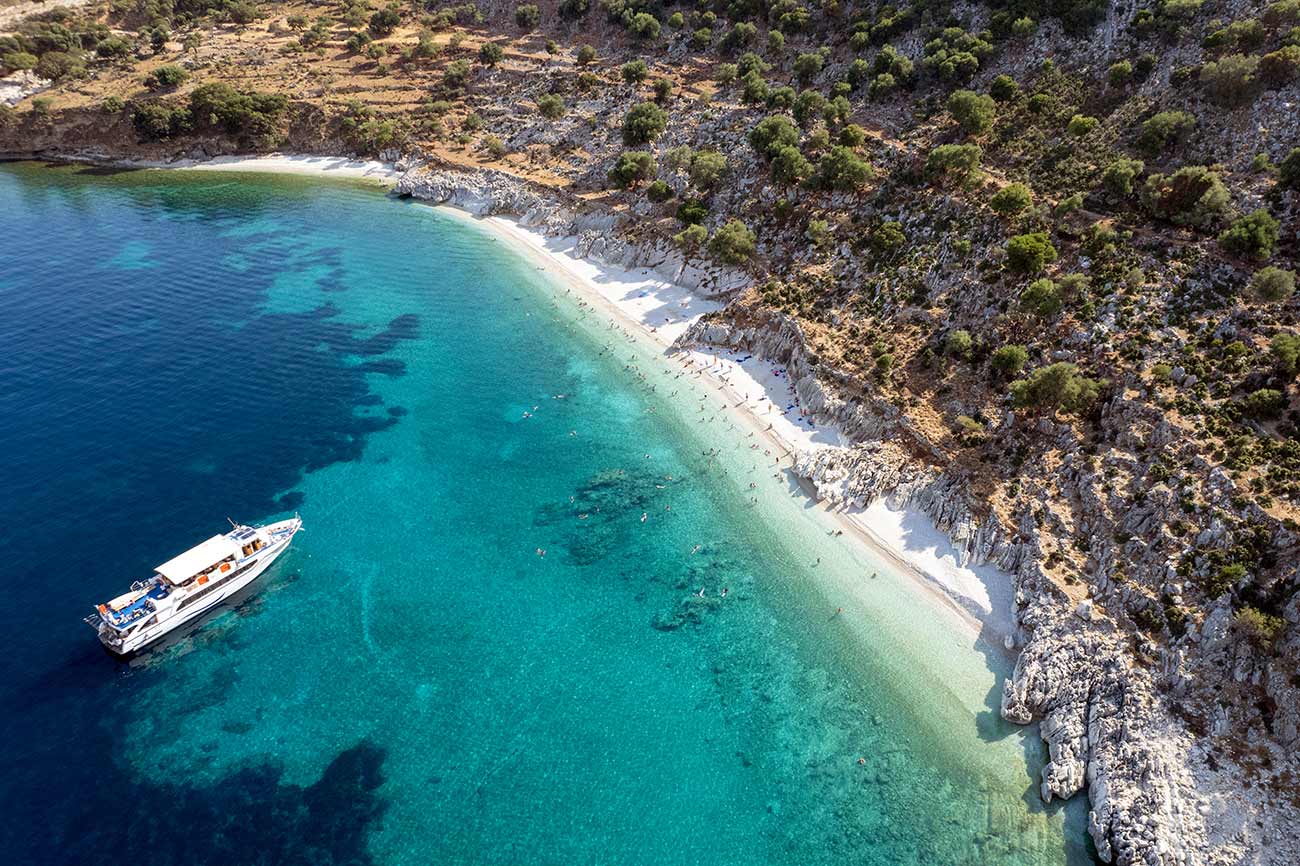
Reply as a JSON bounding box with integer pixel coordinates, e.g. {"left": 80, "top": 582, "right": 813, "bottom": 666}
{"left": 792, "top": 89, "right": 826, "bottom": 126}
{"left": 674, "top": 222, "right": 707, "bottom": 250}
{"left": 1251, "top": 266, "right": 1296, "bottom": 302}
{"left": 687, "top": 150, "right": 726, "bottom": 189}
{"left": 101, "top": 95, "right": 125, "bottom": 113}
{"left": 645, "top": 179, "right": 673, "bottom": 202}
{"left": 653, "top": 79, "right": 672, "bottom": 102}
{"left": 793, "top": 50, "right": 824, "bottom": 85}
{"left": 1201, "top": 53, "right": 1260, "bottom": 105}
{"left": 1260, "top": 45, "right": 1300, "bottom": 86}
{"left": 1205, "top": 562, "right": 1245, "bottom": 599}
{"left": 537, "top": 94, "right": 564, "bottom": 119}
{"left": 736, "top": 51, "right": 768, "bottom": 78}
{"left": 922, "top": 27, "right": 992, "bottom": 82}
{"left": 1027, "top": 92, "right": 1055, "bottom": 114}
{"left": 721, "top": 23, "right": 758, "bottom": 54}
{"left": 1234, "top": 606, "right": 1285, "bottom": 650}
{"left": 1137, "top": 110, "right": 1195, "bottom": 155}
{"left": 1066, "top": 114, "right": 1098, "bottom": 136}
{"left": 770, "top": 145, "right": 812, "bottom": 186}
{"left": 576, "top": 44, "right": 597, "bottom": 65}
{"left": 514, "top": 3, "right": 540, "bottom": 28}
{"left": 225, "top": 1, "right": 261, "bottom": 24}
{"left": 740, "top": 70, "right": 769, "bottom": 104}
{"left": 1006, "top": 233, "right": 1058, "bottom": 275}
{"left": 1108, "top": 60, "right": 1133, "bottom": 86}
{"left": 1218, "top": 209, "right": 1280, "bottom": 260}
{"left": 132, "top": 101, "right": 191, "bottom": 140}
{"left": 1101, "top": 158, "right": 1144, "bottom": 197}
{"left": 749, "top": 115, "right": 799, "bottom": 159}
{"left": 628, "top": 12, "right": 660, "bottom": 40}
{"left": 145, "top": 64, "right": 187, "bottom": 90}
{"left": 1271, "top": 333, "right": 1300, "bottom": 376}
{"left": 1281, "top": 147, "right": 1300, "bottom": 189}
{"left": 812, "top": 145, "right": 872, "bottom": 191}
{"left": 945, "top": 329, "right": 973, "bottom": 358}
{"left": 189, "top": 82, "right": 287, "bottom": 138}
{"left": 925, "top": 143, "right": 981, "bottom": 186}
{"left": 989, "top": 74, "right": 1019, "bottom": 102}
{"left": 346, "top": 30, "right": 373, "bottom": 53}
{"left": 478, "top": 42, "right": 504, "bottom": 66}
{"left": 480, "top": 134, "right": 506, "bottom": 158}
{"left": 442, "top": 59, "right": 471, "bottom": 91}
{"left": 621, "top": 102, "right": 667, "bottom": 145}
{"left": 95, "top": 36, "right": 132, "bottom": 59}
{"left": 989, "top": 182, "right": 1032, "bottom": 217}
{"left": 708, "top": 219, "right": 756, "bottom": 265}
{"left": 2, "top": 51, "right": 37, "bottom": 72}
{"left": 806, "top": 218, "right": 831, "bottom": 248}
{"left": 1243, "top": 388, "right": 1286, "bottom": 419}
{"left": 621, "top": 60, "right": 648, "bottom": 83}
{"left": 34, "top": 51, "right": 84, "bottom": 81}
{"left": 369, "top": 7, "right": 401, "bottom": 37}
{"left": 1010, "top": 363, "right": 1103, "bottom": 415}
{"left": 947, "top": 89, "right": 996, "bottom": 136}
{"left": 1141, "top": 166, "right": 1230, "bottom": 228}
{"left": 868, "top": 73, "right": 896, "bottom": 99}
{"left": 607, "top": 150, "right": 657, "bottom": 188}
{"left": 676, "top": 197, "right": 708, "bottom": 225}
{"left": 839, "top": 124, "right": 867, "bottom": 147}
{"left": 870, "top": 221, "right": 906, "bottom": 257}
{"left": 1020, "top": 278, "right": 1062, "bottom": 315}
{"left": 991, "top": 344, "right": 1028, "bottom": 375}
{"left": 559, "top": 0, "right": 590, "bottom": 19}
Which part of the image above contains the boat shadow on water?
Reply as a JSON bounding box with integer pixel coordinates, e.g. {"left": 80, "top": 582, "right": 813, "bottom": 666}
{"left": 112, "top": 569, "right": 302, "bottom": 668}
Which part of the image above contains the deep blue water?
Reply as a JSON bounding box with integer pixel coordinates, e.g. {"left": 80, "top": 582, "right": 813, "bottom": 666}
{"left": 0, "top": 162, "right": 1091, "bottom": 865}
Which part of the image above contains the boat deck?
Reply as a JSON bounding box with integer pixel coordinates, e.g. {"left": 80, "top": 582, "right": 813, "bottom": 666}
{"left": 105, "top": 584, "right": 169, "bottom": 626}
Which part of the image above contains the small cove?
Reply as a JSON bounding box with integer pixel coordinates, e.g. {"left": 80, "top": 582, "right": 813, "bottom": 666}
{"left": 0, "top": 161, "right": 1093, "bottom": 866}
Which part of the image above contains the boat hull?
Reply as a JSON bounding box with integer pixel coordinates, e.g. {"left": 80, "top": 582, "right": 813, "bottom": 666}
{"left": 96, "top": 519, "right": 299, "bottom": 656}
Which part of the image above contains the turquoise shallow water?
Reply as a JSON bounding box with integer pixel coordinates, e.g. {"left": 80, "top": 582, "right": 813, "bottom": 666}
{"left": 0, "top": 162, "right": 1093, "bottom": 865}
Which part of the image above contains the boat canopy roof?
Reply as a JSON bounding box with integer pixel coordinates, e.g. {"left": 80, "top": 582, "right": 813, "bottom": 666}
{"left": 155, "top": 535, "right": 238, "bottom": 582}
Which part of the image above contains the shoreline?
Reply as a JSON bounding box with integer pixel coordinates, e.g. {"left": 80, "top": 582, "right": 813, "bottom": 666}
{"left": 450, "top": 209, "right": 1013, "bottom": 645}
{"left": 55, "top": 151, "right": 1013, "bottom": 644}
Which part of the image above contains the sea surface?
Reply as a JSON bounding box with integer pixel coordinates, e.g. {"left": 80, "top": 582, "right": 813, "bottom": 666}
{"left": 0, "top": 162, "right": 1093, "bottom": 865}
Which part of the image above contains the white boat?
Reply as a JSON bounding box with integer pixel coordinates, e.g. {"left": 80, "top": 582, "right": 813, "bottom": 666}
{"left": 85, "top": 516, "right": 303, "bottom": 655}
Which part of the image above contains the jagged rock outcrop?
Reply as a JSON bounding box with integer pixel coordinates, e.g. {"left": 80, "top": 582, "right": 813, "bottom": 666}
{"left": 678, "top": 300, "right": 1237, "bottom": 866}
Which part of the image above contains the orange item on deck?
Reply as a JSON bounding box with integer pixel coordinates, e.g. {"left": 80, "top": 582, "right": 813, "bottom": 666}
{"left": 198, "top": 575, "right": 209, "bottom": 585}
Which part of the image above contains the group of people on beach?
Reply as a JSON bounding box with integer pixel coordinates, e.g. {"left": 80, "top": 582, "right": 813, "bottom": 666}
{"left": 524, "top": 280, "right": 859, "bottom": 612}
